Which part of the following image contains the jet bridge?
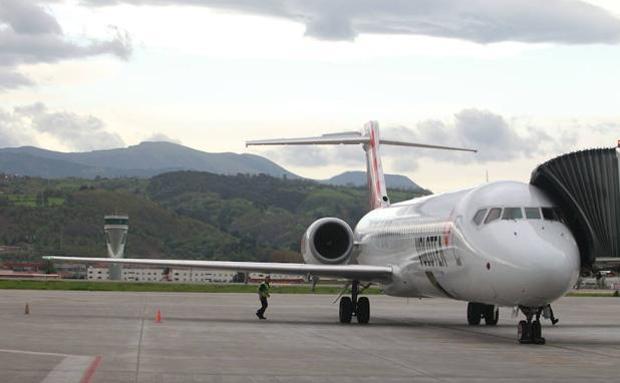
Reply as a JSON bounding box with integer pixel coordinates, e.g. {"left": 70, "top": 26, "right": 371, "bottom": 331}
{"left": 530, "top": 146, "right": 620, "bottom": 270}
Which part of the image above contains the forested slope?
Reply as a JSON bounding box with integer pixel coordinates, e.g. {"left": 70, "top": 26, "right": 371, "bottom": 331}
{"left": 0, "top": 172, "right": 429, "bottom": 263}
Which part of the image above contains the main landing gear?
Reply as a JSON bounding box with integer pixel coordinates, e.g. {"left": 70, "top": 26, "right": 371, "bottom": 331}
{"left": 339, "top": 280, "right": 370, "bottom": 324}
{"left": 518, "top": 306, "right": 546, "bottom": 345}
{"left": 467, "top": 302, "right": 499, "bottom": 326}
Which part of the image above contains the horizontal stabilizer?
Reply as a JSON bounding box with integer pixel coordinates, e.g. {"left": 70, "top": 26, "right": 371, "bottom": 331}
{"left": 247, "top": 121, "right": 477, "bottom": 210}
{"left": 380, "top": 139, "right": 477, "bottom": 153}
{"left": 44, "top": 256, "right": 394, "bottom": 281}
{"left": 247, "top": 133, "right": 476, "bottom": 153}
{"left": 246, "top": 134, "right": 366, "bottom": 147}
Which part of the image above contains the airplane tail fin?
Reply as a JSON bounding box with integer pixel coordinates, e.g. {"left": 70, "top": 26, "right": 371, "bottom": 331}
{"left": 363, "top": 121, "right": 389, "bottom": 209}
{"left": 246, "top": 121, "right": 476, "bottom": 210}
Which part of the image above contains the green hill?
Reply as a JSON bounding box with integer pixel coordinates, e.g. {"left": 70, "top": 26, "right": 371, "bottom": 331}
{"left": 0, "top": 143, "right": 424, "bottom": 192}
{"left": 0, "top": 142, "right": 299, "bottom": 179}
{"left": 0, "top": 172, "right": 429, "bottom": 263}
{"left": 323, "top": 171, "right": 425, "bottom": 191}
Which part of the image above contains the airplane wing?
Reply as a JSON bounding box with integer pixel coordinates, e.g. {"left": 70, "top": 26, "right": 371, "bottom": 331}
{"left": 44, "top": 256, "right": 393, "bottom": 282}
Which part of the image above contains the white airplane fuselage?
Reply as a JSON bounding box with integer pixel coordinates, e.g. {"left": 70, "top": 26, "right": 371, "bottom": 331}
{"left": 355, "top": 180, "right": 580, "bottom": 308}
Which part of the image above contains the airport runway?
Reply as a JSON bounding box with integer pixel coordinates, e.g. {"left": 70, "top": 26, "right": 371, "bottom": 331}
{"left": 1, "top": 290, "right": 620, "bottom": 382}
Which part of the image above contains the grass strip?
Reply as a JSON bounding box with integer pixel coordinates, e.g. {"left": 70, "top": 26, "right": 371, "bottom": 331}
{"left": 2, "top": 279, "right": 617, "bottom": 297}
{"left": 566, "top": 291, "right": 620, "bottom": 297}
{"left": 0, "top": 279, "right": 383, "bottom": 295}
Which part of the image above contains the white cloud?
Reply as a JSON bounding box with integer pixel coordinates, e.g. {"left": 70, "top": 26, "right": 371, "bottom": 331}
{"left": 144, "top": 132, "right": 182, "bottom": 144}
{"left": 0, "top": 108, "right": 36, "bottom": 147}
{"left": 254, "top": 109, "right": 585, "bottom": 172}
{"left": 0, "top": 0, "right": 131, "bottom": 90}
{"left": 0, "top": 103, "right": 125, "bottom": 151}
{"left": 0, "top": 69, "right": 33, "bottom": 90}
{"left": 80, "top": 0, "right": 620, "bottom": 44}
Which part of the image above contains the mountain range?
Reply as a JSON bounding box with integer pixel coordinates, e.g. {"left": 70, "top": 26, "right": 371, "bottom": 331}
{"left": 0, "top": 142, "right": 424, "bottom": 191}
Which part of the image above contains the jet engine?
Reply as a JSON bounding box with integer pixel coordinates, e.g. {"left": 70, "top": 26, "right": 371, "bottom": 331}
{"left": 301, "top": 217, "right": 354, "bottom": 265}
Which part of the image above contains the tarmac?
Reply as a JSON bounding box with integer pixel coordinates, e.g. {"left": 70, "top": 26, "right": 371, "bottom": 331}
{"left": 1, "top": 290, "right": 620, "bottom": 383}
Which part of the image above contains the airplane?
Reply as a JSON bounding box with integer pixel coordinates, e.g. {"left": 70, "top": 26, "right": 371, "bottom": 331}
{"left": 46, "top": 121, "right": 582, "bottom": 345}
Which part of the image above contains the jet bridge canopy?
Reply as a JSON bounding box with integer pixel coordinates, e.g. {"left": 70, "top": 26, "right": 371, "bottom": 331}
{"left": 530, "top": 147, "right": 620, "bottom": 269}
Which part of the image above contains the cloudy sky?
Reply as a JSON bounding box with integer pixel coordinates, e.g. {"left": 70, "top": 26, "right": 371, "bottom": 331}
{"left": 0, "top": 0, "right": 619, "bottom": 192}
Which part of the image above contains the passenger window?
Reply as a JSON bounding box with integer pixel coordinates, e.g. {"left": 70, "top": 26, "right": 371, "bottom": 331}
{"left": 473, "top": 209, "right": 487, "bottom": 225}
{"left": 484, "top": 208, "right": 502, "bottom": 224}
{"left": 524, "top": 207, "right": 541, "bottom": 219}
{"left": 542, "top": 207, "right": 558, "bottom": 221}
{"left": 502, "top": 207, "right": 523, "bottom": 220}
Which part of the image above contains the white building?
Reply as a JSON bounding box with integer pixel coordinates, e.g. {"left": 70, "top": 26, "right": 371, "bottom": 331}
{"left": 87, "top": 266, "right": 235, "bottom": 283}
{"left": 249, "top": 272, "right": 305, "bottom": 283}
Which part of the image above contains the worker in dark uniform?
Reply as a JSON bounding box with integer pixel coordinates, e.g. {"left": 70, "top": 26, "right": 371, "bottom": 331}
{"left": 548, "top": 304, "right": 559, "bottom": 325}
{"left": 543, "top": 304, "right": 559, "bottom": 325}
{"left": 256, "top": 276, "right": 271, "bottom": 320}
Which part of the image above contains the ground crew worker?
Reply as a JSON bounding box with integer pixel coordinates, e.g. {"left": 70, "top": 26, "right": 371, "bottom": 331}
{"left": 543, "top": 304, "right": 559, "bottom": 325}
{"left": 256, "top": 276, "right": 271, "bottom": 319}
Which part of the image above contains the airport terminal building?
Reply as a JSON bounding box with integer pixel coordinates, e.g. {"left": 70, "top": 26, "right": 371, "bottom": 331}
{"left": 87, "top": 267, "right": 236, "bottom": 283}
{"left": 86, "top": 267, "right": 304, "bottom": 283}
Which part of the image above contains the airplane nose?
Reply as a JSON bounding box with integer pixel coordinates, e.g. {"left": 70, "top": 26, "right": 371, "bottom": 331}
{"left": 480, "top": 223, "right": 580, "bottom": 307}
{"left": 512, "top": 231, "right": 580, "bottom": 305}
{"left": 529, "top": 249, "right": 576, "bottom": 297}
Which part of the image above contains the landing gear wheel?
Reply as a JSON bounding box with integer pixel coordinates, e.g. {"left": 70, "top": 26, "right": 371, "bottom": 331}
{"left": 532, "top": 320, "right": 541, "bottom": 339}
{"left": 518, "top": 320, "right": 531, "bottom": 344}
{"left": 339, "top": 280, "right": 371, "bottom": 325}
{"left": 483, "top": 305, "right": 499, "bottom": 326}
{"left": 518, "top": 307, "right": 546, "bottom": 345}
{"left": 467, "top": 302, "right": 482, "bottom": 325}
{"left": 339, "top": 297, "right": 353, "bottom": 323}
{"left": 532, "top": 321, "right": 545, "bottom": 344}
{"left": 356, "top": 297, "right": 370, "bottom": 324}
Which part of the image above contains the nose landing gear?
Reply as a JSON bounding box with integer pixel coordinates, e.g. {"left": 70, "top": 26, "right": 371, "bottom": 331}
{"left": 518, "top": 306, "right": 545, "bottom": 345}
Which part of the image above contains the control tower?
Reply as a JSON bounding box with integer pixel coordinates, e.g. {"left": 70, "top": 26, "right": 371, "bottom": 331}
{"left": 104, "top": 214, "right": 129, "bottom": 280}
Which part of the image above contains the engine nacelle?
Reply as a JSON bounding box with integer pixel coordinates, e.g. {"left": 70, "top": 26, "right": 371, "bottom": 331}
{"left": 301, "top": 217, "right": 354, "bottom": 265}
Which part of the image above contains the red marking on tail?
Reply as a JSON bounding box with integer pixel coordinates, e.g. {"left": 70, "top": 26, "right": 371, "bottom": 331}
{"left": 369, "top": 128, "right": 382, "bottom": 205}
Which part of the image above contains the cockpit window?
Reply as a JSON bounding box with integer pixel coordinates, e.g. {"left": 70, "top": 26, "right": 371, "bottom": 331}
{"left": 473, "top": 209, "right": 487, "bottom": 225}
{"left": 502, "top": 207, "right": 523, "bottom": 220}
{"left": 541, "top": 207, "right": 565, "bottom": 223}
{"left": 485, "top": 208, "right": 502, "bottom": 224}
{"left": 554, "top": 208, "right": 566, "bottom": 223}
{"left": 541, "top": 207, "right": 558, "bottom": 221}
{"left": 524, "top": 207, "right": 541, "bottom": 219}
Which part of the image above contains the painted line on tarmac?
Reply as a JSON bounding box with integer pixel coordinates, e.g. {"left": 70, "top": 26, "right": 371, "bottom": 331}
{"left": 0, "top": 348, "right": 72, "bottom": 358}
{"left": 39, "top": 355, "right": 102, "bottom": 383}
{"left": 134, "top": 300, "right": 147, "bottom": 383}
{"left": 0, "top": 348, "right": 103, "bottom": 382}
{"left": 80, "top": 355, "right": 102, "bottom": 383}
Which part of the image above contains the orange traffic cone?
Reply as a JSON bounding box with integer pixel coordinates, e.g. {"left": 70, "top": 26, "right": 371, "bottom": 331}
{"left": 24, "top": 303, "right": 30, "bottom": 315}
{"left": 155, "top": 309, "right": 162, "bottom": 323}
